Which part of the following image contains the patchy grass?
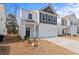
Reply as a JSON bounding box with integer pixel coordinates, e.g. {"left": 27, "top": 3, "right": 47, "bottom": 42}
{"left": 0, "top": 36, "right": 78, "bottom": 55}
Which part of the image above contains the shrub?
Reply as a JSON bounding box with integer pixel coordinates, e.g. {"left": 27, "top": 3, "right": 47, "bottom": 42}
{"left": 24, "top": 36, "right": 30, "bottom": 40}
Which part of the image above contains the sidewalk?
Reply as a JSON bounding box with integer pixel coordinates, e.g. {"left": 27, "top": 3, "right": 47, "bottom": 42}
{"left": 45, "top": 37, "right": 79, "bottom": 54}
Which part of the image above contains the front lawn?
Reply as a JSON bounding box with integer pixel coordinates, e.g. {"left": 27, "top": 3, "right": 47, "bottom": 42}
{"left": 0, "top": 36, "right": 77, "bottom": 55}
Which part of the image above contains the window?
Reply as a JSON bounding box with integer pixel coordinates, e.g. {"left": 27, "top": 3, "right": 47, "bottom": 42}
{"left": 70, "top": 21, "right": 73, "bottom": 25}
{"left": 40, "top": 13, "right": 47, "bottom": 23}
{"left": 41, "top": 13, "right": 46, "bottom": 22}
{"left": 74, "top": 22, "right": 76, "bottom": 26}
{"left": 42, "top": 14, "right": 45, "bottom": 20}
{"left": 55, "top": 17, "right": 57, "bottom": 20}
{"left": 53, "top": 19, "right": 56, "bottom": 22}
{"left": 47, "top": 15, "right": 51, "bottom": 22}
{"left": 28, "top": 14, "right": 32, "bottom": 19}
{"left": 52, "top": 16, "right": 57, "bottom": 22}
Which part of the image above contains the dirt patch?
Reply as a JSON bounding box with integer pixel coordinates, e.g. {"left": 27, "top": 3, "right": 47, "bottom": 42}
{"left": 0, "top": 36, "right": 78, "bottom": 55}
{"left": 0, "top": 46, "right": 10, "bottom": 55}
{"left": 9, "top": 40, "right": 78, "bottom": 55}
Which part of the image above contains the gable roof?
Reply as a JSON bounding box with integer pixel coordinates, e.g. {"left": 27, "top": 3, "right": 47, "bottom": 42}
{"left": 62, "top": 14, "right": 77, "bottom": 20}
{"left": 39, "top": 4, "right": 58, "bottom": 16}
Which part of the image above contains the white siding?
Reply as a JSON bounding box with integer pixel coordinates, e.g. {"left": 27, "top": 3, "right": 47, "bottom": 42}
{"left": 38, "top": 23, "right": 57, "bottom": 38}
{"left": 0, "top": 4, "right": 6, "bottom": 35}
{"left": 19, "top": 9, "right": 58, "bottom": 39}
{"left": 60, "top": 14, "right": 77, "bottom": 36}
{"left": 68, "top": 14, "right": 77, "bottom": 35}
{"left": 19, "top": 21, "right": 37, "bottom": 39}
{"left": 19, "top": 9, "right": 37, "bottom": 39}
{"left": 20, "top": 9, "right": 37, "bottom": 22}
{"left": 19, "top": 21, "right": 26, "bottom": 39}
{"left": 69, "top": 27, "right": 77, "bottom": 35}
{"left": 57, "top": 17, "right": 67, "bottom": 35}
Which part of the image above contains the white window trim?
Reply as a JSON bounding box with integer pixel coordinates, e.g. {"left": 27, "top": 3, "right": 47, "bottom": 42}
{"left": 47, "top": 15, "right": 51, "bottom": 22}
{"left": 28, "top": 13, "right": 32, "bottom": 19}
{"left": 74, "top": 22, "right": 76, "bottom": 26}
{"left": 70, "top": 21, "right": 73, "bottom": 26}
{"left": 52, "top": 16, "right": 57, "bottom": 23}
{"left": 41, "top": 13, "right": 46, "bottom": 22}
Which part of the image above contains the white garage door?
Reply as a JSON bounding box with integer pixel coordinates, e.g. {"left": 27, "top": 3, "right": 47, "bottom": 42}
{"left": 39, "top": 24, "right": 57, "bottom": 38}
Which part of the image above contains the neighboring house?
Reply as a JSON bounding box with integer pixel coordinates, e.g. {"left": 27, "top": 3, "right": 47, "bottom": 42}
{"left": 57, "top": 16, "right": 65, "bottom": 36}
{"left": 0, "top": 4, "right": 6, "bottom": 35}
{"left": 19, "top": 4, "right": 58, "bottom": 39}
{"left": 58, "top": 14, "right": 77, "bottom": 36}
{"left": 77, "top": 19, "right": 79, "bottom": 35}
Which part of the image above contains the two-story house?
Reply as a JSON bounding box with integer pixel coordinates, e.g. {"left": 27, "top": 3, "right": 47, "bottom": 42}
{"left": 58, "top": 14, "right": 77, "bottom": 36}
{"left": 77, "top": 19, "right": 79, "bottom": 35}
{"left": 19, "top": 4, "right": 58, "bottom": 39}
{"left": 0, "top": 4, "right": 6, "bottom": 35}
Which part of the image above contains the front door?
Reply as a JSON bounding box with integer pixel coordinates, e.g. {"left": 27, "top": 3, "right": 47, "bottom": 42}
{"left": 62, "top": 29, "right": 66, "bottom": 36}
{"left": 26, "top": 27, "right": 30, "bottom": 37}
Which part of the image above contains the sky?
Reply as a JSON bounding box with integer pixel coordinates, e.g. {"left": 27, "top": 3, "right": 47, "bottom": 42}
{"left": 4, "top": 3, "right": 79, "bottom": 19}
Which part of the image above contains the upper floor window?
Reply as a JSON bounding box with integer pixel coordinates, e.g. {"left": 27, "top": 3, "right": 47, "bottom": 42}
{"left": 74, "top": 22, "right": 76, "bottom": 26}
{"left": 53, "top": 19, "right": 56, "bottom": 22}
{"left": 47, "top": 15, "right": 51, "bottom": 22}
{"left": 28, "top": 14, "right": 32, "bottom": 19}
{"left": 53, "top": 17, "right": 57, "bottom": 22}
{"left": 41, "top": 13, "right": 46, "bottom": 22}
{"left": 42, "top": 14, "right": 45, "bottom": 20}
{"left": 70, "top": 21, "right": 73, "bottom": 25}
{"left": 40, "top": 12, "right": 57, "bottom": 24}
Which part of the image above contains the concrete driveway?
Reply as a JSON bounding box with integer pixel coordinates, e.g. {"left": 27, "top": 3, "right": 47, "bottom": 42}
{"left": 45, "top": 37, "right": 79, "bottom": 54}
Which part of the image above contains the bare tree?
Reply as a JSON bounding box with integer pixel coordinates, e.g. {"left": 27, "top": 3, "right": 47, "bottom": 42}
{"left": 6, "top": 13, "right": 18, "bottom": 34}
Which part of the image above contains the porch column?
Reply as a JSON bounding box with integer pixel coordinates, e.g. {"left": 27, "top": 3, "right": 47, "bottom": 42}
{"left": 34, "top": 25, "right": 36, "bottom": 38}
{"left": 65, "top": 28, "right": 67, "bottom": 36}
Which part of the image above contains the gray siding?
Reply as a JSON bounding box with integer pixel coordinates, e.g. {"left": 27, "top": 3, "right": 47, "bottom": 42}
{"left": 42, "top": 7, "right": 55, "bottom": 15}
{"left": 39, "top": 12, "right": 57, "bottom": 25}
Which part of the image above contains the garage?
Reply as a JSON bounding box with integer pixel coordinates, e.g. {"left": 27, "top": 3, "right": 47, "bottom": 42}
{"left": 38, "top": 23, "right": 57, "bottom": 38}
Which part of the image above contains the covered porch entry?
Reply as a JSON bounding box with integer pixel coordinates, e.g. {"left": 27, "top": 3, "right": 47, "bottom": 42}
{"left": 62, "top": 28, "right": 70, "bottom": 36}
{"left": 25, "top": 22, "right": 38, "bottom": 38}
